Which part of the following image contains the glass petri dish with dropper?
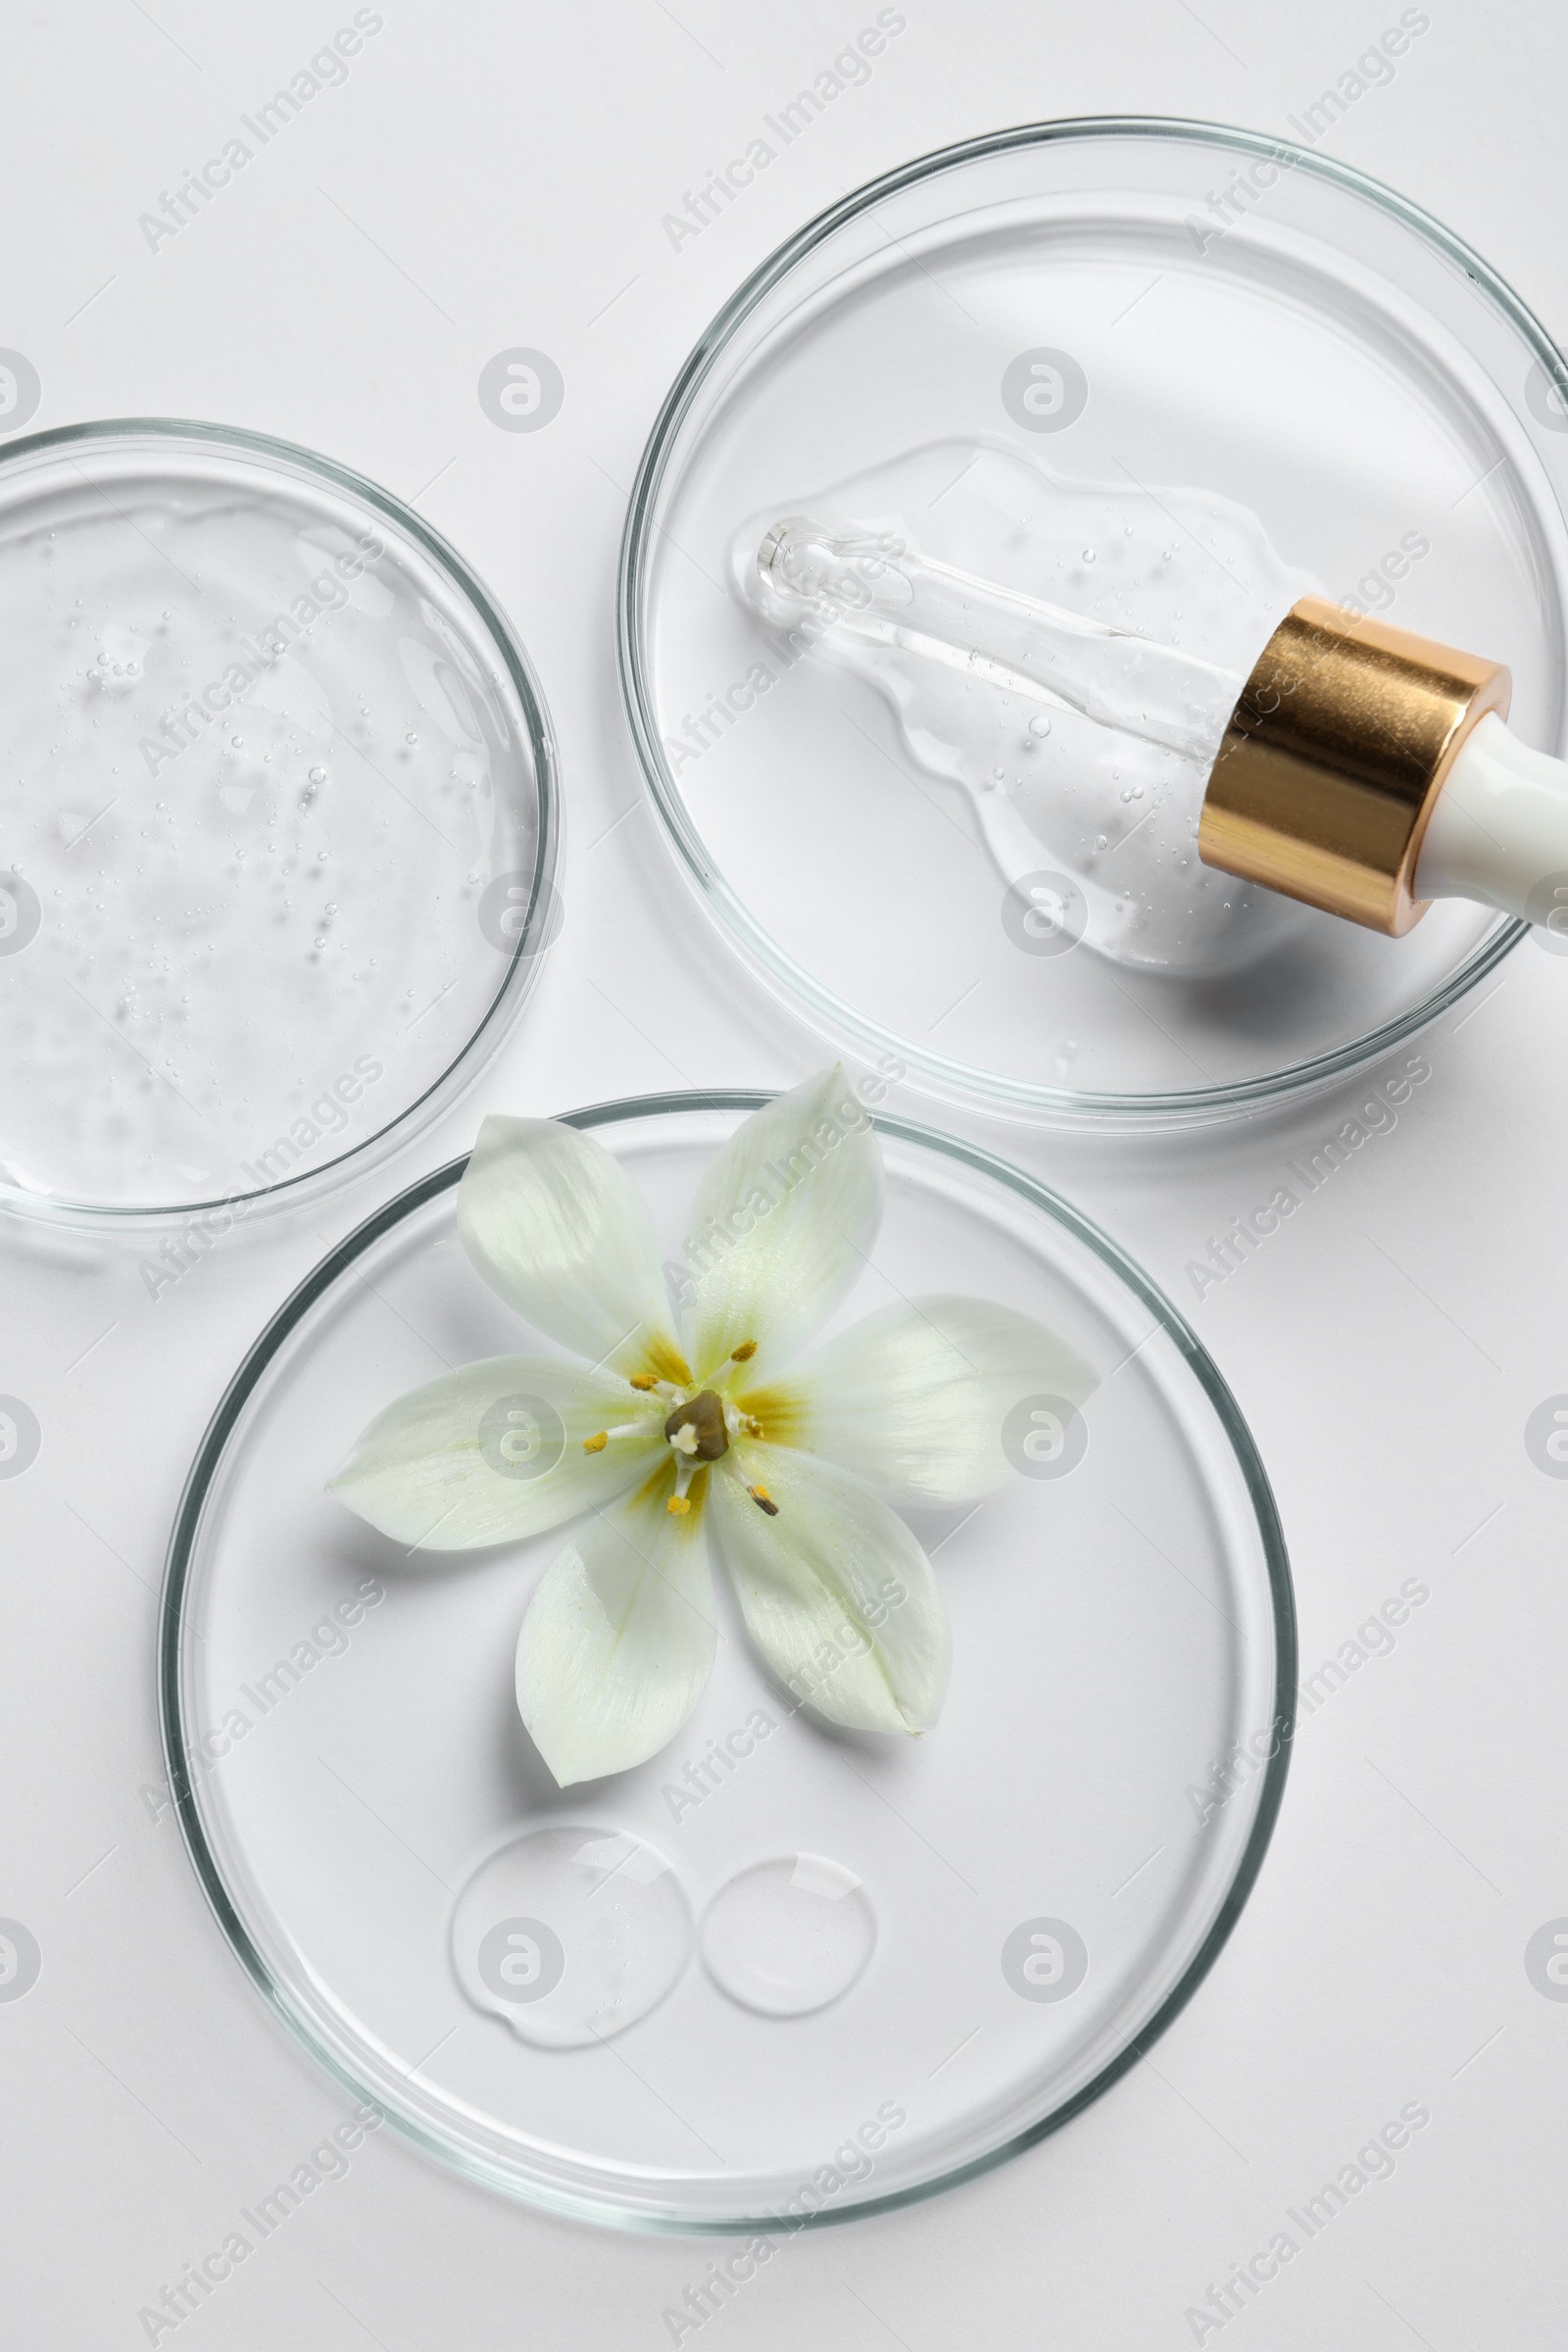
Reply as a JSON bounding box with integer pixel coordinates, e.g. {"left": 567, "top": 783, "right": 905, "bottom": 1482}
{"left": 619, "top": 119, "right": 1568, "bottom": 1127}
{"left": 161, "top": 1092, "right": 1293, "bottom": 2230}
{"left": 0, "top": 419, "right": 559, "bottom": 1227}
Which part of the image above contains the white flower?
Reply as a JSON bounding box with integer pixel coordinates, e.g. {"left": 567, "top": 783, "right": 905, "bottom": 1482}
{"left": 329, "top": 1069, "right": 1094, "bottom": 1787}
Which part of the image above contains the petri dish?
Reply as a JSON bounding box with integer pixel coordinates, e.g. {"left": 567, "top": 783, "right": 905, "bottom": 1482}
{"left": 619, "top": 119, "right": 1568, "bottom": 1126}
{"left": 162, "top": 1092, "right": 1294, "bottom": 2229}
{"left": 0, "top": 420, "right": 558, "bottom": 1226}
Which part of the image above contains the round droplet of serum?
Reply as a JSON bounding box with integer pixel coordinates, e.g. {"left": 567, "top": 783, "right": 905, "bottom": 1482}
{"left": 701, "top": 1854, "right": 876, "bottom": 2018}
{"left": 451, "top": 1826, "right": 691, "bottom": 2049}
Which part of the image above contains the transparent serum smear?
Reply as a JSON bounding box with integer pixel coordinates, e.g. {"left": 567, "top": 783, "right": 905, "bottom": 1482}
{"left": 700, "top": 1854, "right": 877, "bottom": 2019}
{"left": 451, "top": 1826, "right": 692, "bottom": 2050}
{"left": 0, "top": 473, "right": 520, "bottom": 1207}
{"left": 734, "top": 440, "right": 1323, "bottom": 978}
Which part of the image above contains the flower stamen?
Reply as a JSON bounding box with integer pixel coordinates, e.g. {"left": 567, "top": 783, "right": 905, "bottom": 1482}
{"left": 667, "top": 1456, "right": 700, "bottom": 1515}
{"left": 730, "top": 1340, "right": 759, "bottom": 1363}
{"left": 583, "top": 1419, "right": 651, "bottom": 1453}
{"left": 748, "top": 1483, "right": 779, "bottom": 1517}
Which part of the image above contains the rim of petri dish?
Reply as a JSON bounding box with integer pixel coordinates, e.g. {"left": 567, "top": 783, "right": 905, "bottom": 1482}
{"left": 159, "top": 1088, "right": 1297, "bottom": 2231}
{"left": 617, "top": 118, "right": 1554, "bottom": 1128}
{"left": 0, "top": 417, "right": 560, "bottom": 1230}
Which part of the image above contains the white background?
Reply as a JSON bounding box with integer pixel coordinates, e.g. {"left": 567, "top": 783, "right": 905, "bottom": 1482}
{"left": 4, "top": 2, "right": 1567, "bottom": 2345}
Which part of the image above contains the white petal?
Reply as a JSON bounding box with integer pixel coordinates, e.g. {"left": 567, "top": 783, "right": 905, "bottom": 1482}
{"left": 683, "top": 1068, "right": 883, "bottom": 1383}
{"left": 745, "top": 1297, "right": 1097, "bottom": 1503}
{"left": 328, "top": 1356, "right": 663, "bottom": 1549}
{"left": 515, "top": 1472, "right": 717, "bottom": 1786}
{"left": 459, "top": 1116, "right": 689, "bottom": 1382}
{"left": 709, "top": 1445, "right": 949, "bottom": 1736}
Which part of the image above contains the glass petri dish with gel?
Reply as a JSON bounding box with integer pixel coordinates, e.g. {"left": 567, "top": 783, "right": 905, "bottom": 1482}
{"left": 0, "top": 421, "right": 558, "bottom": 1225}
{"left": 162, "top": 1094, "right": 1292, "bottom": 2229}
{"left": 620, "top": 120, "right": 1568, "bottom": 1125}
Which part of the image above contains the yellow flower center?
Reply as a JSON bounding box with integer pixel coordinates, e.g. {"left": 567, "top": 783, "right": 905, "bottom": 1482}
{"left": 579, "top": 1342, "right": 779, "bottom": 1515}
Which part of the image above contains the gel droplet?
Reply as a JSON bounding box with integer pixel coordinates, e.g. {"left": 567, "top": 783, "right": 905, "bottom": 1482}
{"left": 736, "top": 441, "right": 1312, "bottom": 979}
{"left": 701, "top": 1854, "right": 876, "bottom": 2018}
{"left": 451, "top": 1826, "right": 691, "bottom": 2048}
